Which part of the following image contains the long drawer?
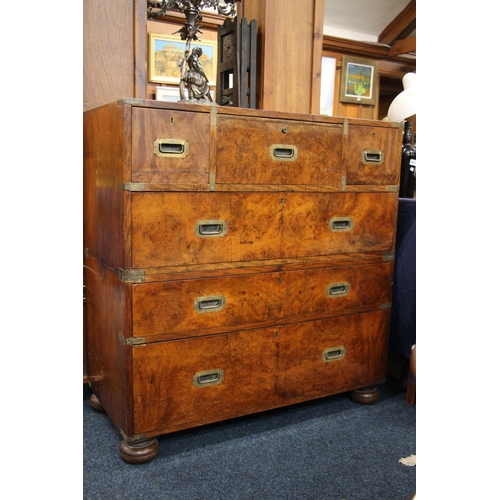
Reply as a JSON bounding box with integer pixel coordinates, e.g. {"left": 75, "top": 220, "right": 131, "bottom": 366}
{"left": 131, "top": 309, "right": 390, "bottom": 435}
{"left": 130, "top": 191, "right": 398, "bottom": 268}
{"left": 132, "top": 262, "right": 393, "bottom": 340}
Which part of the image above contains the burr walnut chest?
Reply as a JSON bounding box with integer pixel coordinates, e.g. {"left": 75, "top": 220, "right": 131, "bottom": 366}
{"left": 84, "top": 98, "right": 402, "bottom": 463}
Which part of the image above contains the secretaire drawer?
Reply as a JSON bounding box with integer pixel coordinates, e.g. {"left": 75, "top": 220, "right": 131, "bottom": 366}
{"left": 345, "top": 124, "right": 401, "bottom": 185}
{"left": 216, "top": 115, "right": 343, "bottom": 186}
{"left": 130, "top": 107, "right": 210, "bottom": 184}
{"left": 131, "top": 310, "right": 389, "bottom": 435}
{"left": 131, "top": 262, "right": 393, "bottom": 339}
{"left": 130, "top": 192, "right": 398, "bottom": 268}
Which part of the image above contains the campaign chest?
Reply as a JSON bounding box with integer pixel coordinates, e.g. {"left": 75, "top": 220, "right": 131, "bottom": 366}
{"left": 83, "top": 99, "right": 401, "bottom": 463}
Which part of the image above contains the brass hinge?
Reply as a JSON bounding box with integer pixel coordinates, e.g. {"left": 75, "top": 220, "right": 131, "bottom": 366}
{"left": 84, "top": 247, "right": 89, "bottom": 257}
{"left": 209, "top": 172, "right": 216, "bottom": 191}
{"left": 118, "top": 183, "right": 146, "bottom": 192}
{"left": 341, "top": 175, "right": 346, "bottom": 191}
{"left": 343, "top": 118, "right": 349, "bottom": 136}
{"left": 120, "top": 430, "right": 147, "bottom": 442}
{"left": 119, "top": 334, "right": 146, "bottom": 346}
{"left": 388, "top": 185, "right": 399, "bottom": 192}
{"left": 380, "top": 302, "right": 392, "bottom": 310}
{"left": 383, "top": 251, "right": 395, "bottom": 261}
{"left": 118, "top": 268, "right": 146, "bottom": 283}
{"left": 210, "top": 105, "right": 217, "bottom": 126}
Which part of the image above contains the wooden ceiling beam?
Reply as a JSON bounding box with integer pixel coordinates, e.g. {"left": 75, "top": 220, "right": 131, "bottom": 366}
{"left": 378, "top": 0, "right": 416, "bottom": 46}
{"left": 388, "top": 35, "right": 416, "bottom": 56}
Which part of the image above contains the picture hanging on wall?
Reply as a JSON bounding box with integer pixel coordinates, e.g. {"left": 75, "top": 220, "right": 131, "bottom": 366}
{"left": 148, "top": 33, "right": 217, "bottom": 86}
{"left": 339, "top": 55, "right": 378, "bottom": 106}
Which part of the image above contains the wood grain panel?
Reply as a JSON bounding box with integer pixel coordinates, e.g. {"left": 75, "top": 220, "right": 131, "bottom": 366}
{"left": 131, "top": 107, "right": 211, "bottom": 184}
{"left": 130, "top": 192, "right": 397, "bottom": 269}
{"left": 132, "top": 328, "right": 280, "bottom": 434}
{"left": 131, "top": 262, "right": 392, "bottom": 339}
{"left": 346, "top": 123, "right": 402, "bottom": 185}
{"left": 216, "top": 115, "right": 343, "bottom": 186}
{"left": 131, "top": 310, "right": 389, "bottom": 436}
{"left": 83, "top": 0, "right": 135, "bottom": 111}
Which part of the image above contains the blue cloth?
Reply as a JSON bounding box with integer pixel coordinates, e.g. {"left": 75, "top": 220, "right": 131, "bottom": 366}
{"left": 389, "top": 198, "right": 416, "bottom": 359}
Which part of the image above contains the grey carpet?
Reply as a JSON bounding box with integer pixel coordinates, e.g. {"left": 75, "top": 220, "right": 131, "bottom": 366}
{"left": 83, "top": 378, "right": 416, "bottom": 500}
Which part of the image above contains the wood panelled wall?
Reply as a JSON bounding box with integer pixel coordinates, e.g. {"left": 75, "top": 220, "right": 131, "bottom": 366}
{"left": 322, "top": 36, "right": 416, "bottom": 121}
{"left": 83, "top": 0, "right": 416, "bottom": 116}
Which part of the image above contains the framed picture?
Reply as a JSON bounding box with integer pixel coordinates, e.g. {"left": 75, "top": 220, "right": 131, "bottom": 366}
{"left": 339, "top": 56, "right": 378, "bottom": 106}
{"left": 155, "top": 86, "right": 181, "bottom": 102}
{"left": 155, "top": 86, "right": 215, "bottom": 102}
{"left": 148, "top": 33, "right": 217, "bottom": 86}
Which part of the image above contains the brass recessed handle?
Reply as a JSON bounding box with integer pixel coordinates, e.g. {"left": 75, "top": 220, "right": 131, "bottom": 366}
{"left": 193, "top": 369, "right": 224, "bottom": 387}
{"left": 270, "top": 144, "right": 298, "bottom": 161}
{"left": 195, "top": 220, "right": 228, "bottom": 238}
{"left": 362, "top": 149, "right": 384, "bottom": 165}
{"left": 154, "top": 138, "right": 190, "bottom": 158}
{"left": 322, "top": 346, "right": 346, "bottom": 362}
{"left": 329, "top": 217, "right": 353, "bottom": 232}
{"left": 194, "top": 295, "right": 226, "bottom": 313}
{"left": 326, "top": 282, "right": 350, "bottom": 298}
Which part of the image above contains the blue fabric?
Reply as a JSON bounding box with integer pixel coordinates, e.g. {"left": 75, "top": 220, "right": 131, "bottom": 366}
{"left": 389, "top": 198, "right": 416, "bottom": 359}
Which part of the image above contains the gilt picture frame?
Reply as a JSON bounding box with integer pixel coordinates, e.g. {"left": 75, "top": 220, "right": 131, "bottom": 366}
{"left": 339, "top": 55, "right": 378, "bottom": 106}
{"left": 148, "top": 33, "right": 217, "bottom": 86}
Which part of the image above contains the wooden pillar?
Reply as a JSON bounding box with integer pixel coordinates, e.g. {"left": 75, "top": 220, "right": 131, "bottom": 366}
{"left": 241, "top": 0, "right": 324, "bottom": 114}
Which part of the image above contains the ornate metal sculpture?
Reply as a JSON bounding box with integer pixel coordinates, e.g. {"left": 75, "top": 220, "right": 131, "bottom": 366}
{"left": 147, "top": 1, "right": 241, "bottom": 104}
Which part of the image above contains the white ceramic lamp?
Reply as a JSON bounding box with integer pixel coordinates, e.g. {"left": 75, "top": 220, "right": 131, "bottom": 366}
{"left": 387, "top": 72, "right": 416, "bottom": 123}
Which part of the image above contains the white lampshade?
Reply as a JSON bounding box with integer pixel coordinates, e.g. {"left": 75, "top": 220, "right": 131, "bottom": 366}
{"left": 387, "top": 72, "right": 416, "bottom": 123}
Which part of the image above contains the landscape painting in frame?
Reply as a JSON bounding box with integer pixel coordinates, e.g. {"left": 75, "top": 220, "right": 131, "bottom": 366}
{"left": 148, "top": 33, "right": 217, "bottom": 86}
{"left": 340, "top": 56, "right": 378, "bottom": 106}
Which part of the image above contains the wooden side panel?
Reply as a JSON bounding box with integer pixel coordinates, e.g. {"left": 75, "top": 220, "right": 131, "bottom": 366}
{"left": 216, "top": 115, "right": 343, "bottom": 186}
{"left": 131, "top": 262, "right": 393, "bottom": 339}
{"left": 84, "top": 255, "right": 132, "bottom": 435}
{"left": 84, "top": 101, "right": 132, "bottom": 270}
{"left": 345, "top": 123, "right": 402, "bottom": 185}
{"left": 131, "top": 107, "right": 211, "bottom": 184}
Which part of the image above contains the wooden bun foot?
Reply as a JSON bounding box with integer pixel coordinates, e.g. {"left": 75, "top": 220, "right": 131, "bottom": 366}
{"left": 89, "top": 393, "right": 105, "bottom": 412}
{"left": 119, "top": 439, "right": 159, "bottom": 464}
{"left": 349, "top": 386, "right": 379, "bottom": 405}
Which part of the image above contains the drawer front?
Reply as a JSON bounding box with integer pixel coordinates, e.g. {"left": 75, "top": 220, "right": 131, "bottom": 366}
{"left": 131, "top": 192, "right": 397, "bottom": 268}
{"left": 131, "top": 310, "right": 389, "bottom": 435}
{"left": 132, "top": 272, "right": 284, "bottom": 338}
{"left": 131, "top": 107, "right": 210, "bottom": 184}
{"left": 216, "top": 115, "right": 344, "bottom": 186}
{"left": 132, "top": 327, "right": 280, "bottom": 434}
{"left": 276, "top": 309, "right": 390, "bottom": 399}
{"left": 345, "top": 124, "right": 401, "bottom": 185}
{"left": 131, "top": 262, "right": 393, "bottom": 339}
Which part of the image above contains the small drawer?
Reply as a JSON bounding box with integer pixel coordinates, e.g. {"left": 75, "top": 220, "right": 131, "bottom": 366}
{"left": 216, "top": 115, "right": 344, "bottom": 186}
{"left": 345, "top": 124, "right": 401, "bottom": 185}
{"left": 131, "top": 107, "right": 210, "bottom": 184}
